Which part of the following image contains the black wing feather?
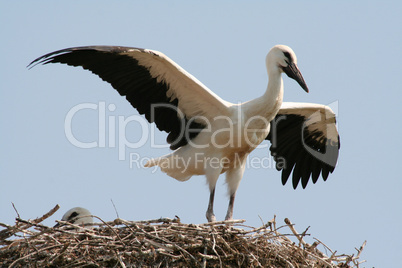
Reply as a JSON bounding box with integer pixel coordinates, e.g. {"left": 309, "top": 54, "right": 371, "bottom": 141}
{"left": 266, "top": 113, "right": 339, "bottom": 189}
{"left": 28, "top": 46, "right": 205, "bottom": 150}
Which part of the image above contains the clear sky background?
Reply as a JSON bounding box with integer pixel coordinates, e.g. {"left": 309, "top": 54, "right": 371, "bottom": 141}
{"left": 1, "top": 1, "right": 401, "bottom": 267}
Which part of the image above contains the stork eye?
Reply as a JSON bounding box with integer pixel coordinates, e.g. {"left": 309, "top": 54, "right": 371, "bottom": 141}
{"left": 67, "top": 212, "right": 79, "bottom": 221}
{"left": 283, "top": 51, "right": 292, "bottom": 64}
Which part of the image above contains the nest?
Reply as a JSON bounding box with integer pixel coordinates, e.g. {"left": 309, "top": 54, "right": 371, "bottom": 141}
{"left": 0, "top": 205, "right": 365, "bottom": 267}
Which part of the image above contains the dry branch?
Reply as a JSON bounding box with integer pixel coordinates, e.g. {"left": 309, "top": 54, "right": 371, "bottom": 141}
{"left": 0, "top": 206, "right": 365, "bottom": 267}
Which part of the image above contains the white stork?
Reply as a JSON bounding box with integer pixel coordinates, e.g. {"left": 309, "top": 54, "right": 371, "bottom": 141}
{"left": 54, "top": 207, "right": 93, "bottom": 227}
{"left": 29, "top": 45, "right": 340, "bottom": 222}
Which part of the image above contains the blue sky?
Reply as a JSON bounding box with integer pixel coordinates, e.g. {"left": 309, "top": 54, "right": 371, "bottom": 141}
{"left": 1, "top": 1, "right": 402, "bottom": 266}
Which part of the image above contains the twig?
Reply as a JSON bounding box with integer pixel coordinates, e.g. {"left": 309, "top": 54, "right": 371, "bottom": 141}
{"left": 33, "top": 204, "right": 60, "bottom": 224}
{"left": 257, "top": 215, "right": 265, "bottom": 226}
{"left": 353, "top": 240, "right": 367, "bottom": 267}
{"left": 16, "top": 218, "right": 52, "bottom": 231}
{"left": 199, "top": 219, "right": 246, "bottom": 226}
{"left": 284, "top": 218, "right": 308, "bottom": 247}
{"left": 272, "top": 215, "right": 278, "bottom": 234}
{"left": 355, "top": 240, "right": 366, "bottom": 259}
{"left": 92, "top": 215, "right": 124, "bottom": 244}
{"left": 210, "top": 232, "right": 222, "bottom": 268}
{"left": 313, "top": 237, "right": 333, "bottom": 257}
{"left": 111, "top": 199, "right": 120, "bottom": 219}
{"left": 113, "top": 217, "right": 179, "bottom": 226}
{"left": 11, "top": 202, "right": 20, "bottom": 218}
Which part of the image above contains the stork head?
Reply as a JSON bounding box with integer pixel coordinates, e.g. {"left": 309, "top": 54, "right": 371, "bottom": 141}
{"left": 54, "top": 207, "right": 93, "bottom": 227}
{"left": 266, "top": 45, "right": 309, "bottom": 92}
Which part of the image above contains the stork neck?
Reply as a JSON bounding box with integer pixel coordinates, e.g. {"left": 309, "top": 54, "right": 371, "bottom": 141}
{"left": 260, "top": 70, "right": 284, "bottom": 118}
{"left": 266, "top": 70, "right": 283, "bottom": 99}
{"left": 244, "top": 70, "right": 283, "bottom": 122}
{"left": 241, "top": 66, "right": 284, "bottom": 124}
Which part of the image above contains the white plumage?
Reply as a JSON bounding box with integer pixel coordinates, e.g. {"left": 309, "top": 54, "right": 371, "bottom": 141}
{"left": 30, "top": 45, "right": 340, "bottom": 222}
{"left": 55, "top": 207, "right": 93, "bottom": 227}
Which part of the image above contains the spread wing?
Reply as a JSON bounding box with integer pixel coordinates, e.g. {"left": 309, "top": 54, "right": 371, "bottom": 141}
{"left": 29, "top": 46, "right": 231, "bottom": 149}
{"left": 266, "top": 102, "right": 340, "bottom": 189}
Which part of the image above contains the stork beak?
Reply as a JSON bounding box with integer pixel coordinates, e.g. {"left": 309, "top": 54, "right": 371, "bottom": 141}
{"left": 283, "top": 63, "right": 309, "bottom": 93}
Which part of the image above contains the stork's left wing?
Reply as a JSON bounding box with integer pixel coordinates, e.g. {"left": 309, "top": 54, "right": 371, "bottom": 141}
{"left": 266, "top": 102, "right": 340, "bottom": 189}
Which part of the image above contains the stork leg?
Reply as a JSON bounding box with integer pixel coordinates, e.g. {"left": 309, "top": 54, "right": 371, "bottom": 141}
{"left": 224, "top": 162, "right": 246, "bottom": 221}
{"left": 225, "top": 192, "right": 236, "bottom": 221}
{"left": 206, "top": 187, "right": 216, "bottom": 222}
{"left": 205, "top": 165, "right": 222, "bottom": 222}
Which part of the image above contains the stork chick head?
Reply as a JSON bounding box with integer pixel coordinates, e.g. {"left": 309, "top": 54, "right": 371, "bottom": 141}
{"left": 266, "top": 45, "right": 309, "bottom": 92}
{"left": 54, "top": 207, "right": 93, "bottom": 227}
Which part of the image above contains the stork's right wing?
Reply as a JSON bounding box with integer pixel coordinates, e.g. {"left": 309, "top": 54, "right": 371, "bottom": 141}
{"left": 29, "top": 46, "right": 232, "bottom": 150}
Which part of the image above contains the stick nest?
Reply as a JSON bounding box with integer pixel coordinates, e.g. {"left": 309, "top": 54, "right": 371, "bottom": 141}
{"left": 0, "top": 205, "right": 365, "bottom": 267}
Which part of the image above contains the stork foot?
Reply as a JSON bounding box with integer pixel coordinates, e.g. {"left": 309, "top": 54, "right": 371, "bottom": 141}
{"left": 206, "top": 211, "right": 216, "bottom": 222}
{"left": 224, "top": 212, "right": 233, "bottom": 221}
